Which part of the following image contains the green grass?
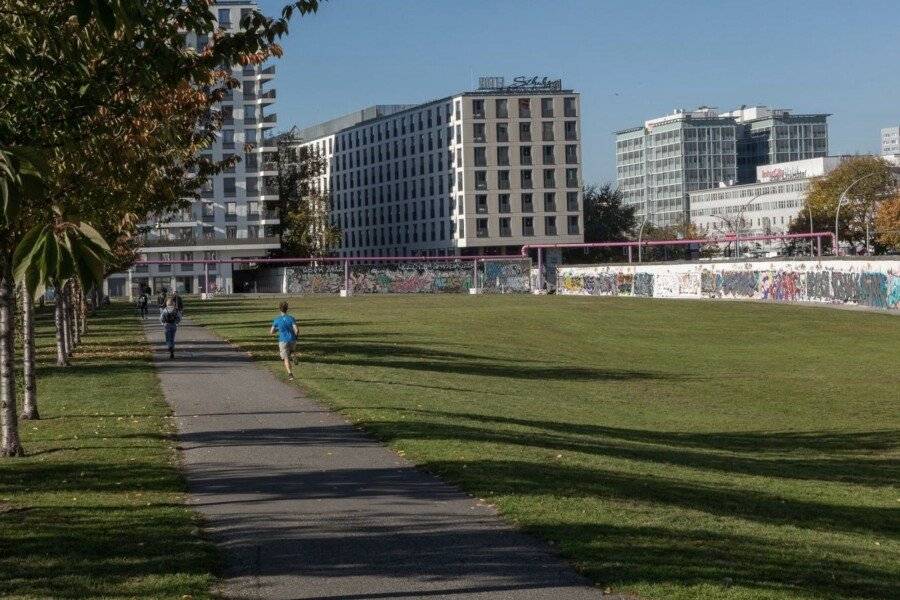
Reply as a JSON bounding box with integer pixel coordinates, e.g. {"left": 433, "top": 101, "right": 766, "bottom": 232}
{"left": 0, "top": 304, "right": 217, "bottom": 599}
{"left": 190, "top": 295, "right": 899, "bottom": 600}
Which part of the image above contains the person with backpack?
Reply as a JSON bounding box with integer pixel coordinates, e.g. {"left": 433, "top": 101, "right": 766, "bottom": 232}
{"left": 159, "top": 298, "right": 182, "bottom": 359}
{"left": 270, "top": 301, "right": 299, "bottom": 380}
{"left": 172, "top": 290, "right": 184, "bottom": 315}
{"left": 137, "top": 291, "right": 149, "bottom": 319}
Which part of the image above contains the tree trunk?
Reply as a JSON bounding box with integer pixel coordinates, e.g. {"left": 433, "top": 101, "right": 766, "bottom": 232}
{"left": 0, "top": 257, "right": 24, "bottom": 456}
{"left": 21, "top": 284, "right": 38, "bottom": 420}
{"left": 62, "top": 281, "right": 73, "bottom": 355}
{"left": 71, "top": 281, "right": 82, "bottom": 347}
{"left": 54, "top": 283, "right": 69, "bottom": 367}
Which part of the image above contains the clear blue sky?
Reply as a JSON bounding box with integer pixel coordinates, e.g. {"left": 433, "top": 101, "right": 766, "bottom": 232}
{"left": 258, "top": 0, "right": 899, "bottom": 183}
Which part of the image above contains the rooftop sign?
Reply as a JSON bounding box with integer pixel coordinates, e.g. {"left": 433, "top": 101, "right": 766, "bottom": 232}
{"left": 478, "top": 75, "right": 563, "bottom": 92}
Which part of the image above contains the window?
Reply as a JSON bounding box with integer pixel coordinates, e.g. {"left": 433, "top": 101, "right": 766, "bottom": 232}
{"left": 202, "top": 202, "right": 215, "bottom": 219}
{"left": 522, "top": 216, "right": 534, "bottom": 236}
{"left": 243, "top": 104, "right": 256, "bottom": 123}
{"left": 498, "top": 193, "right": 511, "bottom": 213}
{"left": 499, "top": 217, "right": 511, "bottom": 237}
{"left": 473, "top": 123, "right": 486, "bottom": 142}
{"left": 541, "top": 98, "right": 554, "bottom": 118}
{"left": 222, "top": 153, "right": 235, "bottom": 173}
{"left": 497, "top": 146, "right": 509, "bottom": 166}
{"left": 521, "top": 193, "right": 534, "bottom": 212}
{"left": 566, "top": 191, "right": 578, "bottom": 212}
{"left": 222, "top": 129, "right": 234, "bottom": 149}
{"left": 223, "top": 177, "right": 236, "bottom": 197}
{"left": 542, "top": 145, "right": 555, "bottom": 165}
{"left": 458, "top": 219, "right": 465, "bottom": 237}
{"left": 495, "top": 98, "right": 508, "bottom": 118}
{"left": 476, "top": 218, "right": 488, "bottom": 238}
{"left": 226, "top": 226, "right": 237, "bottom": 239}
{"left": 518, "top": 98, "right": 530, "bottom": 118}
{"left": 568, "top": 215, "right": 580, "bottom": 235}
{"left": 519, "top": 122, "right": 531, "bottom": 142}
{"left": 248, "top": 225, "right": 260, "bottom": 238}
{"left": 496, "top": 122, "right": 509, "bottom": 142}
{"left": 246, "top": 177, "right": 258, "bottom": 194}
{"left": 474, "top": 170, "right": 487, "bottom": 190}
{"left": 565, "top": 144, "right": 578, "bottom": 164}
{"left": 520, "top": 145, "right": 532, "bottom": 165}
{"left": 564, "top": 97, "right": 577, "bottom": 117}
{"left": 248, "top": 200, "right": 260, "bottom": 217}
{"left": 225, "top": 202, "right": 237, "bottom": 220}
{"left": 520, "top": 169, "right": 533, "bottom": 189}
{"left": 476, "top": 194, "right": 488, "bottom": 214}
{"left": 544, "top": 216, "right": 557, "bottom": 235}
{"left": 543, "top": 169, "right": 556, "bottom": 188}
{"left": 544, "top": 192, "right": 556, "bottom": 212}
{"left": 474, "top": 146, "right": 487, "bottom": 167}
{"left": 565, "top": 168, "right": 578, "bottom": 188}
{"left": 202, "top": 226, "right": 215, "bottom": 239}
{"left": 217, "top": 8, "right": 231, "bottom": 26}
{"left": 542, "top": 121, "right": 554, "bottom": 141}
{"left": 565, "top": 121, "right": 577, "bottom": 141}
{"left": 472, "top": 99, "right": 485, "bottom": 119}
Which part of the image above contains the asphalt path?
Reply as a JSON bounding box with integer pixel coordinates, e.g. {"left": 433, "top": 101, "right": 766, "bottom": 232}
{"left": 144, "top": 316, "right": 603, "bottom": 600}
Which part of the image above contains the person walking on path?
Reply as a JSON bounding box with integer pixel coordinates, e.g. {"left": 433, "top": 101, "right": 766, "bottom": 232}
{"left": 137, "top": 291, "right": 149, "bottom": 319}
{"left": 156, "top": 289, "right": 167, "bottom": 314}
{"left": 270, "top": 301, "right": 299, "bottom": 380}
{"left": 160, "top": 298, "right": 182, "bottom": 359}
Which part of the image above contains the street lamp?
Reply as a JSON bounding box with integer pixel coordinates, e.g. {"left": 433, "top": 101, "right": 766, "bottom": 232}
{"left": 636, "top": 216, "right": 649, "bottom": 263}
{"left": 711, "top": 214, "right": 736, "bottom": 258}
{"left": 734, "top": 193, "right": 765, "bottom": 259}
{"left": 834, "top": 172, "right": 881, "bottom": 256}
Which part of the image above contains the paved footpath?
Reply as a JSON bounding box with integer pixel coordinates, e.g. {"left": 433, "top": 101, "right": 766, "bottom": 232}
{"left": 144, "top": 318, "right": 603, "bottom": 600}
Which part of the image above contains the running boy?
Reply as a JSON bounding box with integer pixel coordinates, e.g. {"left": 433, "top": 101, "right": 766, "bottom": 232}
{"left": 160, "top": 298, "right": 182, "bottom": 359}
{"left": 270, "top": 301, "right": 299, "bottom": 380}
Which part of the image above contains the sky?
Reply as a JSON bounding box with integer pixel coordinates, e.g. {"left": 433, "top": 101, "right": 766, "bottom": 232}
{"left": 257, "top": 0, "right": 899, "bottom": 183}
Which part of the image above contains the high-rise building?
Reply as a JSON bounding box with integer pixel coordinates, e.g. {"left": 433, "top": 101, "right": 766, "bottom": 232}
{"left": 290, "top": 79, "right": 584, "bottom": 257}
{"left": 616, "top": 106, "right": 829, "bottom": 227}
{"left": 126, "top": 1, "right": 280, "bottom": 295}
{"left": 882, "top": 125, "right": 900, "bottom": 160}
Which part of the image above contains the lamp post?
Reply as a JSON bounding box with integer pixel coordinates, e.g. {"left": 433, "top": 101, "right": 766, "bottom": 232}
{"left": 636, "top": 216, "right": 649, "bottom": 263}
{"left": 711, "top": 214, "right": 736, "bottom": 258}
{"left": 734, "top": 193, "right": 764, "bottom": 259}
{"left": 834, "top": 172, "right": 880, "bottom": 256}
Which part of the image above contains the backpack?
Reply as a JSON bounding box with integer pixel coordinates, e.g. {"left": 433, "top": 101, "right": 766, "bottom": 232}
{"left": 162, "top": 310, "right": 178, "bottom": 325}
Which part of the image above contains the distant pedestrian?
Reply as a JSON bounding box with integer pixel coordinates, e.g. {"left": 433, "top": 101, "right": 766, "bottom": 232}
{"left": 172, "top": 290, "right": 184, "bottom": 315}
{"left": 270, "top": 301, "right": 299, "bottom": 380}
{"left": 160, "top": 299, "right": 182, "bottom": 359}
{"left": 137, "top": 292, "right": 149, "bottom": 319}
{"left": 156, "top": 289, "right": 167, "bottom": 313}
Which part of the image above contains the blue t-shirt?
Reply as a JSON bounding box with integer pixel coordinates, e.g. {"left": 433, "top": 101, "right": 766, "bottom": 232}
{"left": 272, "top": 314, "right": 297, "bottom": 343}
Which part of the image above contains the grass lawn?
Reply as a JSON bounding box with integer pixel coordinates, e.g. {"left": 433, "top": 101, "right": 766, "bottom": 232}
{"left": 0, "top": 303, "right": 217, "bottom": 599}
{"left": 190, "top": 295, "right": 899, "bottom": 600}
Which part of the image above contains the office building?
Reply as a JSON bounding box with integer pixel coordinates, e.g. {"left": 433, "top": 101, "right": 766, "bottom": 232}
{"left": 290, "top": 78, "right": 584, "bottom": 257}
{"left": 110, "top": 1, "right": 279, "bottom": 297}
{"left": 689, "top": 156, "right": 848, "bottom": 248}
{"left": 616, "top": 106, "right": 829, "bottom": 227}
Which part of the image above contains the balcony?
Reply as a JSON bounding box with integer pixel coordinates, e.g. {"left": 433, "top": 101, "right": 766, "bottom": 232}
{"left": 261, "top": 161, "right": 278, "bottom": 172}
{"left": 263, "top": 209, "right": 279, "bottom": 219}
{"left": 247, "top": 212, "right": 261, "bottom": 221}
{"left": 263, "top": 113, "right": 277, "bottom": 124}
{"left": 260, "top": 65, "right": 275, "bottom": 77}
{"left": 225, "top": 213, "right": 237, "bottom": 222}
{"left": 242, "top": 66, "right": 255, "bottom": 76}
{"left": 138, "top": 235, "right": 280, "bottom": 248}
{"left": 259, "top": 89, "right": 276, "bottom": 102}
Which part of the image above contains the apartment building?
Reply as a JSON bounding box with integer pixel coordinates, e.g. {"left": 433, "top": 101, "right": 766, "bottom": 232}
{"left": 290, "top": 79, "right": 584, "bottom": 257}
{"left": 616, "top": 106, "right": 828, "bottom": 227}
{"left": 110, "top": 1, "right": 279, "bottom": 297}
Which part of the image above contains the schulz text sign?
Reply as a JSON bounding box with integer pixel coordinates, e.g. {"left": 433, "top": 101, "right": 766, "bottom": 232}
{"left": 478, "top": 76, "right": 562, "bottom": 91}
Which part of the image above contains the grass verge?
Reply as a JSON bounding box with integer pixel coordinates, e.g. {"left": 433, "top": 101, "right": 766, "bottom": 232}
{"left": 0, "top": 303, "right": 217, "bottom": 599}
{"left": 190, "top": 295, "right": 899, "bottom": 600}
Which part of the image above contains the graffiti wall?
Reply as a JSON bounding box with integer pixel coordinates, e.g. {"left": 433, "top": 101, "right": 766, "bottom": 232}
{"left": 557, "top": 259, "right": 900, "bottom": 311}
{"left": 283, "top": 259, "right": 531, "bottom": 295}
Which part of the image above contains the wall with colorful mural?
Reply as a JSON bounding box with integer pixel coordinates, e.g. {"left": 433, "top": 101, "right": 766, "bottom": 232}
{"left": 284, "top": 259, "right": 531, "bottom": 295}
{"left": 557, "top": 259, "right": 900, "bottom": 311}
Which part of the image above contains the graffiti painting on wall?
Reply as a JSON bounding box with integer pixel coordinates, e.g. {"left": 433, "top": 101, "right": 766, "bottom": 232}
{"left": 557, "top": 262, "right": 900, "bottom": 311}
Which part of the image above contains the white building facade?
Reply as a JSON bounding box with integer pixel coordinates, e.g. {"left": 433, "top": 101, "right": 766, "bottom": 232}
{"left": 293, "top": 80, "right": 584, "bottom": 257}
{"left": 108, "top": 0, "right": 280, "bottom": 297}
{"left": 616, "top": 106, "right": 829, "bottom": 227}
{"left": 689, "top": 156, "right": 848, "bottom": 245}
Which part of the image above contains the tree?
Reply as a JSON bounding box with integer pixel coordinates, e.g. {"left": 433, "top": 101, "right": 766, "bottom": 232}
{"left": 562, "top": 184, "right": 635, "bottom": 262}
{"left": 276, "top": 136, "right": 342, "bottom": 257}
{"left": 0, "top": 0, "right": 322, "bottom": 457}
{"left": 874, "top": 194, "right": 900, "bottom": 251}
{"left": 801, "top": 156, "right": 895, "bottom": 252}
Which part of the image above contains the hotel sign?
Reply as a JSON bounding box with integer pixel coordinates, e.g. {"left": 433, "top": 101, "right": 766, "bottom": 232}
{"left": 478, "top": 75, "right": 563, "bottom": 91}
{"left": 759, "top": 167, "right": 807, "bottom": 182}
